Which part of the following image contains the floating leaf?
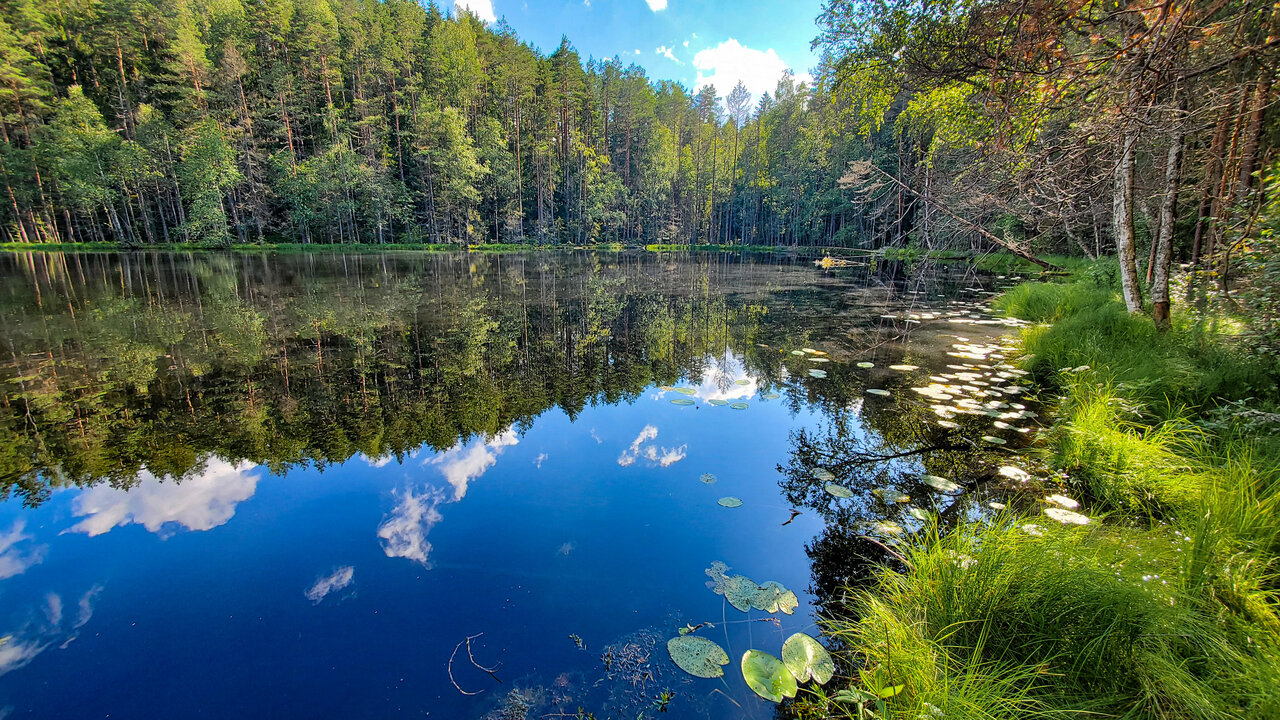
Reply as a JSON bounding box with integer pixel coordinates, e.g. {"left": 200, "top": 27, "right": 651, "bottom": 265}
{"left": 872, "top": 521, "right": 904, "bottom": 535}
{"left": 776, "top": 590, "right": 799, "bottom": 615}
{"left": 872, "top": 488, "right": 910, "bottom": 503}
{"left": 936, "top": 420, "right": 959, "bottom": 429}
{"left": 825, "top": 483, "right": 854, "bottom": 499}
{"left": 921, "top": 475, "right": 961, "bottom": 493}
{"left": 723, "top": 574, "right": 759, "bottom": 612}
{"left": 717, "top": 497, "right": 743, "bottom": 508}
{"left": 981, "top": 435, "right": 1007, "bottom": 445}
{"left": 659, "top": 385, "right": 676, "bottom": 392}
{"left": 700, "top": 473, "right": 717, "bottom": 484}
{"left": 671, "top": 398, "right": 696, "bottom": 406}
{"left": 729, "top": 402, "right": 750, "bottom": 410}
{"left": 741, "top": 650, "right": 798, "bottom": 702}
{"left": 808, "top": 369, "right": 828, "bottom": 378}
{"left": 866, "top": 388, "right": 891, "bottom": 396}
{"left": 809, "top": 357, "right": 830, "bottom": 363}
{"left": 674, "top": 387, "right": 698, "bottom": 395}
{"left": 908, "top": 506, "right": 932, "bottom": 521}
{"left": 707, "top": 398, "right": 729, "bottom": 406}
{"left": 706, "top": 561, "right": 730, "bottom": 594}
{"left": 801, "top": 348, "right": 818, "bottom": 354}
{"left": 856, "top": 362, "right": 874, "bottom": 369}
{"left": 888, "top": 364, "right": 919, "bottom": 371}
{"left": 998, "top": 465, "right": 1030, "bottom": 481}
{"left": 751, "top": 581, "right": 787, "bottom": 612}
{"left": 667, "top": 636, "right": 730, "bottom": 679}
{"left": 761, "top": 392, "right": 781, "bottom": 400}
{"left": 790, "top": 350, "right": 805, "bottom": 356}
{"left": 1045, "top": 494, "right": 1079, "bottom": 509}
{"left": 1044, "top": 507, "right": 1089, "bottom": 525}
{"left": 812, "top": 468, "right": 835, "bottom": 482}
{"left": 735, "top": 379, "right": 752, "bottom": 386}
{"left": 782, "top": 633, "right": 835, "bottom": 685}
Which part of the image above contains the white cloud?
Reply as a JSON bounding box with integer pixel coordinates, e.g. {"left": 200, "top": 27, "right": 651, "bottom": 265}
{"left": 618, "top": 425, "right": 686, "bottom": 468}
{"left": 67, "top": 459, "right": 259, "bottom": 537}
{"left": 0, "top": 637, "right": 48, "bottom": 676}
{"left": 377, "top": 488, "right": 445, "bottom": 566}
{"left": 0, "top": 520, "right": 46, "bottom": 580}
{"left": 656, "top": 45, "right": 681, "bottom": 64}
{"left": 635, "top": 49, "right": 641, "bottom": 55}
{"left": 1, "top": 585, "right": 102, "bottom": 674}
{"left": 683, "top": 40, "right": 689, "bottom": 48}
{"left": 645, "top": 0, "right": 667, "bottom": 10}
{"left": 305, "top": 566, "right": 355, "bottom": 604}
{"left": 425, "top": 430, "right": 519, "bottom": 501}
{"left": 533, "top": 452, "right": 548, "bottom": 469}
{"left": 360, "top": 453, "right": 395, "bottom": 468}
{"left": 455, "top": 0, "right": 496, "bottom": 23}
{"left": 693, "top": 38, "right": 800, "bottom": 100}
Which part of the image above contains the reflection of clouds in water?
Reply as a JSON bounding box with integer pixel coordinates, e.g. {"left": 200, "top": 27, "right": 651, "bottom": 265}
{"left": 618, "top": 425, "right": 686, "bottom": 468}
{"left": 360, "top": 453, "right": 396, "bottom": 468}
{"left": 384, "top": 429, "right": 518, "bottom": 567}
{"left": 695, "top": 353, "right": 757, "bottom": 402}
{"left": 424, "top": 430, "right": 519, "bottom": 500}
{"left": 0, "top": 520, "right": 47, "bottom": 580}
{"left": 533, "top": 452, "right": 548, "bottom": 469}
{"left": 67, "top": 458, "right": 259, "bottom": 537}
{"left": 557, "top": 542, "right": 574, "bottom": 556}
{"left": 305, "top": 566, "right": 355, "bottom": 604}
{"left": 1, "top": 585, "right": 102, "bottom": 675}
{"left": 377, "top": 487, "right": 445, "bottom": 566}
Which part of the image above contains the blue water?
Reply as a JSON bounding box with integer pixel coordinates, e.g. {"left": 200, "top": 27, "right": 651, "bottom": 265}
{"left": 0, "top": 251, "right": 1014, "bottom": 719}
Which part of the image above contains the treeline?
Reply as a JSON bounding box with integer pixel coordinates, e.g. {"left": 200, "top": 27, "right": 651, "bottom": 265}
{"left": 0, "top": 0, "right": 897, "bottom": 248}
{"left": 815, "top": 0, "right": 1280, "bottom": 326}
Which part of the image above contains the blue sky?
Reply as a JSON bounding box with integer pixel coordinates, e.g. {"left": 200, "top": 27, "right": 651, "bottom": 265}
{"left": 449, "top": 0, "right": 824, "bottom": 101}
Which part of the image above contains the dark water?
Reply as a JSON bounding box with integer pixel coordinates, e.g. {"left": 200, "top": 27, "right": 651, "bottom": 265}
{"left": 0, "top": 251, "right": 1030, "bottom": 719}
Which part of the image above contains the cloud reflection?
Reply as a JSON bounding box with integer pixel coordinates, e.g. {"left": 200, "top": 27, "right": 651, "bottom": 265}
{"left": 618, "top": 425, "right": 686, "bottom": 468}
{"left": 67, "top": 458, "right": 259, "bottom": 537}
{"left": 305, "top": 566, "right": 355, "bottom": 604}
{"left": 0, "top": 520, "right": 47, "bottom": 580}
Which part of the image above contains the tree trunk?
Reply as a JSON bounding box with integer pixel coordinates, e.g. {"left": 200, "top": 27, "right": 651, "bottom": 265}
{"left": 1152, "top": 97, "right": 1186, "bottom": 329}
{"left": 1114, "top": 127, "right": 1144, "bottom": 313}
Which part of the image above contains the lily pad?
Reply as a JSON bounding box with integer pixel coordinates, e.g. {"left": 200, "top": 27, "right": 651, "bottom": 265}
{"left": 872, "top": 488, "right": 910, "bottom": 503}
{"left": 866, "top": 388, "right": 891, "bottom": 396}
{"left": 776, "top": 589, "right": 799, "bottom": 615}
{"left": 729, "top": 402, "right": 750, "bottom": 410}
{"left": 781, "top": 633, "right": 834, "bottom": 685}
{"left": 723, "top": 574, "right": 760, "bottom": 612}
{"left": 790, "top": 350, "right": 806, "bottom": 356}
{"left": 936, "top": 420, "right": 959, "bottom": 429}
{"left": 671, "top": 397, "right": 696, "bottom": 406}
{"left": 808, "top": 369, "right": 828, "bottom": 378}
{"left": 824, "top": 483, "right": 854, "bottom": 499}
{"left": 998, "top": 465, "right": 1030, "bottom": 481}
{"left": 811, "top": 468, "right": 835, "bottom": 482}
{"left": 741, "top": 650, "right": 798, "bottom": 702}
{"left": 872, "top": 521, "right": 904, "bottom": 535}
{"left": 707, "top": 398, "right": 729, "bottom": 406}
{"left": 762, "top": 392, "right": 781, "bottom": 400}
{"left": 981, "top": 435, "right": 1007, "bottom": 445}
{"left": 735, "top": 379, "right": 752, "bottom": 386}
{"left": 1045, "top": 494, "right": 1079, "bottom": 509}
{"left": 888, "top": 364, "right": 919, "bottom": 371}
{"left": 667, "top": 636, "right": 730, "bottom": 679}
{"left": 659, "top": 385, "right": 676, "bottom": 392}
{"left": 856, "top": 362, "right": 875, "bottom": 369}
{"left": 674, "top": 387, "right": 698, "bottom": 395}
{"left": 751, "top": 581, "right": 787, "bottom": 612}
{"left": 908, "top": 506, "right": 932, "bottom": 521}
{"left": 1044, "top": 507, "right": 1089, "bottom": 525}
{"left": 700, "top": 473, "right": 717, "bottom": 484}
{"left": 921, "top": 475, "right": 961, "bottom": 493}
{"left": 717, "top": 496, "right": 743, "bottom": 508}
{"left": 809, "top": 357, "right": 831, "bottom": 363}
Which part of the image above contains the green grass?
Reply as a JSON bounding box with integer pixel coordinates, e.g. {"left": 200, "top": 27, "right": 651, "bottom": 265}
{"left": 804, "top": 266, "right": 1280, "bottom": 720}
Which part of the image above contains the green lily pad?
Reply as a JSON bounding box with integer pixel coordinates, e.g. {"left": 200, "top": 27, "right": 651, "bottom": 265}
{"left": 812, "top": 468, "right": 835, "bottom": 482}
{"left": 735, "top": 379, "right": 752, "bottom": 386}
{"left": 723, "top": 574, "right": 759, "bottom": 612}
{"left": 856, "top": 362, "right": 874, "bottom": 368}
{"left": 790, "top": 350, "right": 806, "bottom": 356}
{"left": 908, "top": 506, "right": 932, "bottom": 521}
{"left": 717, "top": 496, "right": 743, "bottom": 508}
{"left": 781, "top": 633, "right": 835, "bottom": 684}
{"left": 809, "top": 357, "right": 830, "bottom": 363}
{"left": 872, "top": 488, "right": 910, "bottom": 503}
{"left": 808, "top": 368, "right": 827, "bottom": 378}
{"left": 872, "top": 521, "right": 904, "bottom": 535}
{"left": 1044, "top": 507, "right": 1089, "bottom": 525}
{"left": 761, "top": 392, "right": 781, "bottom": 400}
{"left": 825, "top": 483, "right": 854, "bottom": 499}
{"left": 707, "top": 398, "right": 729, "bottom": 406}
{"left": 671, "top": 397, "right": 695, "bottom": 406}
{"left": 921, "top": 475, "right": 961, "bottom": 493}
{"left": 776, "top": 589, "right": 799, "bottom": 615}
{"left": 866, "top": 388, "right": 890, "bottom": 396}
{"left": 659, "top": 385, "right": 676, "bottom": 392}
{"left": 982, "top": 435, "right": 1007, "bottom": 445}
{"left": 700, "top": 473, "right": 717, "bottom": 484}
{"left": 741, "top": 650, "right": 798, "bottom": 702}
{"left": 729, "top": 402, "right": 750, "bottom": 410}
{"left": 674, "top": 387, "right": 698, "bottom": 395}
{"left": 751, "top": 580, "right": 787, "bottom": 612}
{"left": 888, "top": 364, "right": 919, "bottom": 371}
{"left": 667, "top": 636, "right": 730, "bottom": 679}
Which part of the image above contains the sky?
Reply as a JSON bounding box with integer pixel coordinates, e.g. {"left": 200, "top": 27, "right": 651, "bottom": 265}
{"left": 449, "top": 0, "right": 825, "bottom": 101}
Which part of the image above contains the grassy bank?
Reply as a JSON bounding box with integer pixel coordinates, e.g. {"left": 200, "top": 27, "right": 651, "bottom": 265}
{"left": 801, "top": 272, "right": 1280, "bottom": 719}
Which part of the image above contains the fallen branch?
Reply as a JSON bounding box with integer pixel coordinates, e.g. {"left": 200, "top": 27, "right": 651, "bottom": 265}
{"left": 447, "top": 633, "right": 503, "bottom": 696}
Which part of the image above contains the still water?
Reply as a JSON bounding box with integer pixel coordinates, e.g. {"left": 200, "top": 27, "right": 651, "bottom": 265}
{"left": 0, "top": 251, "right": 1028, "bottom": 719}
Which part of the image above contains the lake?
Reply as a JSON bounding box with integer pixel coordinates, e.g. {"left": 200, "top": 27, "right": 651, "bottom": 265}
{"left": 0, "top": 251, "right": 1032, "bottom": 719}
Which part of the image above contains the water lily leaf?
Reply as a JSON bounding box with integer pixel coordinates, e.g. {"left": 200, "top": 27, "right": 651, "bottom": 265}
{"left": 751, "top": 581, "right": 786, "bottom": 612}
{"left": 981, "top": 435, "right": 1007, "bottom": 445}
{"left": 729, "top": 402, "right": 750, "bottom": 410}
{"left": 921, "top": 475, "right": 961, "bottom": 493}
{"left": 762, "top": 392, "right": 781, "bottom": 400}
{"left": 667, "top": 636, "right": 730, "bottom": 679}
{"left": 723, "top": 574, "right": 759, "bottom": 612}
{"left": 671, "top": 398, "right": 696, "bottom": 406}
{"left": 735, "top": 379, "right": 752, "bottom": 386}
{"left": 809, "top": 357, "right": 830, "bottom": 363}
{"left": 717, "top": 497, "right": 743, "bottom": 508}
{"left": 908, "top": 506, "right": 932, "bottom": 521}
{"left": 1044, "top": 507, "right": 1089, "bottom": 525}
{"left": 872, "top": 521, "right": 904, "bottom": 535}
{"left": 700, "top": 473, "right": 717, "bottom": 484}
{"left": 866, "top": 388, "right": 891, "bottom": 396}
{"left": 781, "top": 633, "right": 834, "bottom": 684}
{"left": 790, "top": 350, "right": 806, "bottom": 356}
{"left": 998, "top": 465, "right": 1030, "bottom": 481}
{"left": 1045, "top": 494, "right": 1079, "bottom": 509}
{"left": 937, "top": 420, "right": 959, "bottom": 429}
{"left": 872, "top": 488, "right": 910, "bottom": 503}
{"left": 856, "top": 362, "right": 875, "bottom": 369}
{"left": 741, "top": 650, "right": 798, "bottom": 702}
{"left": 776, "top": 590, "right": 799, "bottom": 614}
{"left": 808, "top": 369, "right": 827, "bottom": 378}
{"left": 825, "top": 483, "right": 855, "bottom": 499}
{"left": 801, "top": 348, "right": 818, "bottom": 354}
{"left": 706, "top": 561, "right": 730, "bottom": 593}
{"left": 659, "top": 385, "right": 676, "bottom": 392}
{"left": 888, "top": 364, "right": 919, "bottom": 371}
{"left": 812, "top": 468, "right": 835, "bottom": 482}
{"left": 707, "top": 398, "right": 729, "bottom": 406}
{"left": 674, "top": 387, "right": 698, "bottom": 395}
